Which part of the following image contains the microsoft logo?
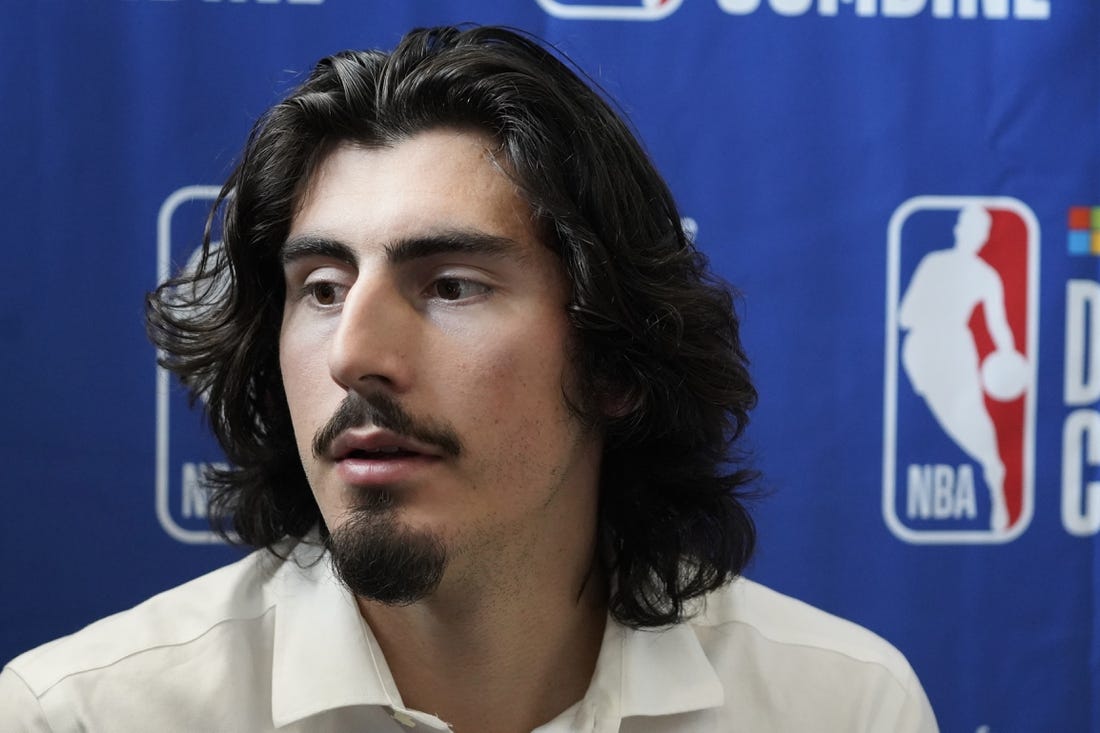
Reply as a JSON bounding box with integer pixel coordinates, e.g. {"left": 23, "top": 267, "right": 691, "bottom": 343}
{"left": 1067, "top": 206, "right": 1100, "bottom": 255}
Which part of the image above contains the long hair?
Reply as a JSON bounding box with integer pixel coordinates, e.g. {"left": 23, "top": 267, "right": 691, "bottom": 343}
{"left": 147, "top": 25, "right": 758, "bottom": 628}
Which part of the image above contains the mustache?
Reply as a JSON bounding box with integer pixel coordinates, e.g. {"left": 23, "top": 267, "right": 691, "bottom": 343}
{"left": 312, "top": 391, "right": 463, "bottom": 460}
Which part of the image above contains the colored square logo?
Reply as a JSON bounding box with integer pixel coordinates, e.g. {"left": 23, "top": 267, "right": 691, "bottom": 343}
{"left": 1069, "top": 231, "right": 1091, "bottom": 254}
{"left": 1068, "top": 206, "right": 1092, "bottom": 230}
{"left": 1067, "top": 206, "right": 1100, "bottom": 255}
{"left": 884, "top": 196, "right": 1039, "bottom": 544}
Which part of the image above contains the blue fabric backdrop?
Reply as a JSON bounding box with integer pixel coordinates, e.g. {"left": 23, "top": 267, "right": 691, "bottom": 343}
{"left": 2, "top": 1, "right": 1097, "bottom": 730}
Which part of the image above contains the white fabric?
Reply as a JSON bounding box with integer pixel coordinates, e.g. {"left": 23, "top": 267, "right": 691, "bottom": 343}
{"left": 0, "top": 543, "right": 938, "bottom": 732}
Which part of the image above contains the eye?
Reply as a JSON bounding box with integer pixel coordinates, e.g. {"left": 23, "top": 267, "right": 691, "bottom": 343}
{"left": 430, "top": 278, "right": 490, "bottom": 302}
{"left": 310, "top": 282, "right": 337, "bottom": 305}
{"left": 301, "top": 280, "right": 346, "bottom": 307}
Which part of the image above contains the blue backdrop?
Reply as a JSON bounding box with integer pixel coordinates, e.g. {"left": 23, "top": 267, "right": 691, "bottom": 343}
{"left": 2, "top": 1, "right": 1097, "bottom": 731}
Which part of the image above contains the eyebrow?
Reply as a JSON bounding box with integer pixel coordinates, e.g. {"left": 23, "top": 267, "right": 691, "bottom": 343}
{"left": 279, "top": 235, "right": 356, "bottom": 267}
{"left": 279, "top": 229, "right": 523, "bottom": 268}
{"left": 385, "top": 229, "right": 522, "bottom": 265}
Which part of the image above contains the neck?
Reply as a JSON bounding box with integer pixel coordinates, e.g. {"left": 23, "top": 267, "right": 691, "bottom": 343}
{"left": 358, "top": 549, "right": 608, "bottom": 733}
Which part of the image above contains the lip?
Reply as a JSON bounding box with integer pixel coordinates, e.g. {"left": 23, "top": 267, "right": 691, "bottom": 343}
{"left": 329, "top": 429, "right": 443, "bottom": 486}
{"left": 335, "top": 453, "right": 440, "bottom": 485}
{"left": 330, "top": 428, "right": 444, "bottom": 460}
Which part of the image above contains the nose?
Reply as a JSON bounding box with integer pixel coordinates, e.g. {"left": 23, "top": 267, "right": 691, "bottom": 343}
{"left": 327, "top": 275, "right": 413, "bottom": 393}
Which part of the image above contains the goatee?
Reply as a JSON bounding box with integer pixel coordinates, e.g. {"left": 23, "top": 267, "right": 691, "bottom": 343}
{"left": 325, "top": 490, "right": 448, "bottom": 604}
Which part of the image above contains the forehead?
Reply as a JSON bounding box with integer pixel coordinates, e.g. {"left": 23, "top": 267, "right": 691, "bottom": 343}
{"left": 290, "top": 129, "right": 540, "bottom": 251}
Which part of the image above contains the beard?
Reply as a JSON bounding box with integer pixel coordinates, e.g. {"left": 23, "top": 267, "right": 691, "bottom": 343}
{"left": 324, "top": 489, "right": 448, "bottom": 605}
{"left": 313, "top": 391, "right": 460, "bottom": 604}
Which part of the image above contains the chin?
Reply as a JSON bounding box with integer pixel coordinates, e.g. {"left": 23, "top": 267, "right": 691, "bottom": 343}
{"left": 326, "top": 506, "right": 449, "bottom": 604}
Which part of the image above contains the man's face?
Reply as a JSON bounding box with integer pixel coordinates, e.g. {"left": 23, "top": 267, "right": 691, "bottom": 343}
{"left": 279, "top": 129, "right": 603, "bottom": 602}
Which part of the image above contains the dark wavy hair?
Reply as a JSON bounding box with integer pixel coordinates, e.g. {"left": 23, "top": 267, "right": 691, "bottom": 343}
{"left": 147, "top": 25, "right": 758, "bottom": 628}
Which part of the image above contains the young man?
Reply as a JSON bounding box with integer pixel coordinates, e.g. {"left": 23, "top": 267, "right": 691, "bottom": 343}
{"left": 1, "top": 26, "right": 938, "bottom": 732}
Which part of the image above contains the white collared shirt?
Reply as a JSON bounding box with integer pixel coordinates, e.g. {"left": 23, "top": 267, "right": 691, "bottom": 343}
{"left": 1, "top": 542, "right": 937, "bottom": 732}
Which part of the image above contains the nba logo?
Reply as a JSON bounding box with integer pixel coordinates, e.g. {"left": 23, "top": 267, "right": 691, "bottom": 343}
{"left": 883, "top": 196, "right": 1039, "bottom": 543}
{"left": 535, "top": 0, "right": 683, "bottom": 21}
{"left": 156, "top": 186, "right": 230, "bottom": 544}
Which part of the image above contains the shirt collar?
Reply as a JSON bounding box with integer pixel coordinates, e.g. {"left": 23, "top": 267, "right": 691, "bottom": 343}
{"left": 557, "top": 606, "right": 725, "bottom": 731}
{"left": 269, "top": 543, "right": 725, "bottom": 728}
{"left": 616, "top": 615, "right": 725, "bottom": 717}
{"left": 269, "top": 541, "right": 401, "bottom": 727}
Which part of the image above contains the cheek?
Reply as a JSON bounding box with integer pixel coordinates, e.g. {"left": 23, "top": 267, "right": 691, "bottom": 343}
{"left": 278, "top": 328, "right": 334, "bottom": 452}
{"left": 280, "top": 311, "right": 336, "bottom": 388}
{"left": 449, "top": 320, "right": 575, "bottom": 449}
{"left": 279, "top": 335, "right": 309, "bottom": 415}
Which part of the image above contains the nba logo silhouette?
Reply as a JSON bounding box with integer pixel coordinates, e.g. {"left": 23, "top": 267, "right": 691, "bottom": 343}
{"left": 883, "top": 196, "right": 1039, "bottom": 543}
{"left": 156, "top": 185, "right": 230, "bottom": 544}
{"left": 536, "top": 0, "right": 683, "bottom": 20}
